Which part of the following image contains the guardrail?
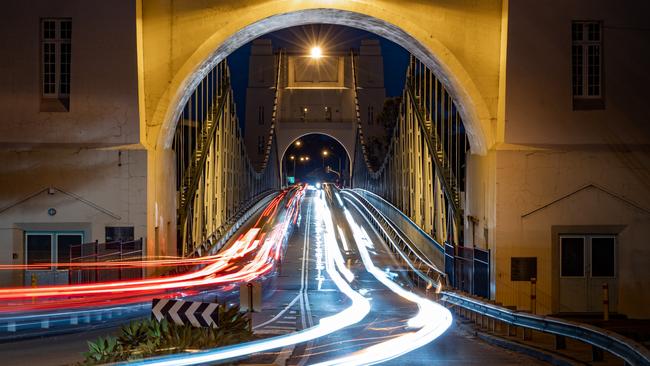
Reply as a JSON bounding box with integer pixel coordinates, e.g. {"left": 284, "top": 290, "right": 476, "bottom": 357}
{"left": 187, "top": 189, "right": 279, "bottom": 258}
{"left": 442, "top": 292, "right": 650, "bottom": 366}
{"left": 341, "top": 189, "right": 446, "bottom": 291}
{"left": 344, "top": 188, "right": 650, "bottom": 366}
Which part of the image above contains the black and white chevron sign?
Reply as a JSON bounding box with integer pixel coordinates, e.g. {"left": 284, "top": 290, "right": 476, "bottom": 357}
{"left": 151, "top": 298, "right": 219, "bottom": 328}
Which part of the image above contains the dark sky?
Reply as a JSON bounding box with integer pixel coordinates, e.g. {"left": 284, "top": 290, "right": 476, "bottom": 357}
{"left": 227, "top": 24, "right": 410, "bottom": 129}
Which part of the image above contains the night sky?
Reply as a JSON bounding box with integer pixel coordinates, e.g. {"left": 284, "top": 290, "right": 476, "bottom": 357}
{"left": 226, "top": 25, "right": 410, "bottom": 183}
{"left": 227, "top": 24, "right": 410, "bottom": 129}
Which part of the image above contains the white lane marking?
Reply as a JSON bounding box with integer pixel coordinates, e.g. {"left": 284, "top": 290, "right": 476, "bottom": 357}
{"left": 295, "top": 198, "right": 313, "bottom": 366}
{"left": 253, "top": 294, "right": 299, "bottom": 330}
{"left": 264, "top": 325, "right": 297, "bottom": 330}
{"left": 276, "top": 320, "right": 295, "bottom": 325}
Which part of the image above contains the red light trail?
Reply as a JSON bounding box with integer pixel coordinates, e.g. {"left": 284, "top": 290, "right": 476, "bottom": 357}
{"left": 0, "top": 185, "right": 306, "bottom": 313}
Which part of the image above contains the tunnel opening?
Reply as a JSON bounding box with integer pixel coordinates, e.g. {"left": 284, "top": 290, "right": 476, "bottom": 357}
{"left": 281, "top": 133, "right": 351, "bottom": 187}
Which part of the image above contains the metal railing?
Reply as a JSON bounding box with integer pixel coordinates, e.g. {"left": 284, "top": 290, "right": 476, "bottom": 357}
{"left": 346, "top": 187, "right": 650, "bottom": 366}
{"left": 341, "top": 189, "right": 446, "bottom": 291}
{"left": 442, "top": 293, "right": 650, "bottom": 366}
{"left": 351, "top": 53, "right": 469, "bottom": 262}
{"left": 186, "top": 189, "right": 278, "bottom": 258}
{"left": 173, "top": 55, "right": 282, "bottom": 255}
{"left": 69, "top": 238, "right": 144, "bottom": 284}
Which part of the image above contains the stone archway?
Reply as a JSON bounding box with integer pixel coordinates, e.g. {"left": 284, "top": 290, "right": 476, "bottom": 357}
{"left": 141, "top": 2, "right": 503, "bottom": 256}
{"left": 145, "top": 5, "right": 497, "bottom": 155}
{"left": 278, "top": 130, "right": 354, "bottom": 185}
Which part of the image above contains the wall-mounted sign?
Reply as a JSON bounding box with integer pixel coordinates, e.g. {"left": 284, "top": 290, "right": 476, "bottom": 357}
{"left": 47, "top": 208, "right": 57, "bottom": 216}
{"left": 511, "top": 257, "right": 537, "bottom": 281}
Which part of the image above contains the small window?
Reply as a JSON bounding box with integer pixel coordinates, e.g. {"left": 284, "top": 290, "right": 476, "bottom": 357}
{"left": 367, "top": 106, "right": 374, "bottom": 125}
{"left": 300, "top": 106, "right": 308, "bottom": 122}
{"left": 105, "top": 226, "right": 135, "bottom": 242}
{"left": 41, "top": 18, "right": 72, "bottom": 112}
{"left": 572, "top": 21, "right": 604, "bottom": 109}
{"left": 257, "top": 135, "right": 265, "bottom": 154}
{"left": 26, "top": 234, "right": 53, "bottom": 265}
{"left": 591, "top": 236, "right": 615, "bottom": 277}
{"left": 324, "top": 106, "right": 332, "bottom": 121}
{"left": 561, "top": 236, "right": 584, "bottom": 277}
{"left": 258, "top": 106, "right": 265, "bottom": 125}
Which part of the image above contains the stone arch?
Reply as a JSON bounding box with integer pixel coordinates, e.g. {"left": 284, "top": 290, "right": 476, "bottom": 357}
{"left": 151, "top": 7, "right": 494, "bottom": 156}
{"left": 278, "top": 131, "right": 354, "bottom": 168}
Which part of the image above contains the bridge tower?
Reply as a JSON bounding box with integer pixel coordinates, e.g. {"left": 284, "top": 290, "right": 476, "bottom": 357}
{"left": 244, "top": 39, "right": 387, "bottom": 180}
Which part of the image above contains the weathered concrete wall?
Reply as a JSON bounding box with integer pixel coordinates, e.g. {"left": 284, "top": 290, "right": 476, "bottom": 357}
{"left": 0, "top": 149, "right": 147, "bottom": 286}
{"left": 0, "top": 1, "right": 142, "bottom": 146}
{"left": 493, "top": 0, "right": 650, "bottom": 317}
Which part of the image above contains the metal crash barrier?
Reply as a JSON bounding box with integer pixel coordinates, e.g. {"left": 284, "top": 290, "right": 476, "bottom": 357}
{"left": 343, "top": 188, "right": 650, "bottom": 366}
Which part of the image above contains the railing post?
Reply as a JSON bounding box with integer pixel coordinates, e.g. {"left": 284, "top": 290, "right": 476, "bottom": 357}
{"left": 94, "top": 240, "right": 99, "bottom": 282}
{"left": 592, "top": 346, "right": 604, "bottom": 362}
{"left": 602, "top": 282, "right": 609, "bottom": 321}
{"left": 530, "top": 277, "right": 537, "bottom": 314}
{"left": 507, "top": 323, "right": 517, "bottom": 337}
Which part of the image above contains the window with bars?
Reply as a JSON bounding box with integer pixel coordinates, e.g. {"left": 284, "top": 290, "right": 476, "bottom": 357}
{"left": 258, "top": 106, "right": 265, "bottom": 125}
{"left": 257, "top": 136, "right": 265, "bottom": 154}
{"left": 41, "top": 19, "right": 71, "bottom": 111}
{"left": 367, "top": 106, "right": 374, "bottom": 125}
{"left": 572, "top": 21, "right": 604, "bottom": 109}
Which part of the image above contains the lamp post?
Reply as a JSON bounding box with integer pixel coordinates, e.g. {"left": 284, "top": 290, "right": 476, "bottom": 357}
{"left": 322, "top": 150, "right": 329, "bottom": 168}
{"left": 289, "top": 155, "right": 296, "bottom": 178}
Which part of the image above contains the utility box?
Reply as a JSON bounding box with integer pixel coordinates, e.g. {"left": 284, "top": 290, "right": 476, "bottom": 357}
{"left": 240, "top": 282, "right": 262, "bottom": 312}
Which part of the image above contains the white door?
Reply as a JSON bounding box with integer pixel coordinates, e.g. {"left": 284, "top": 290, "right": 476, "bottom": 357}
{"left": 559, "top": 235, "right": 617, "bottom": 313}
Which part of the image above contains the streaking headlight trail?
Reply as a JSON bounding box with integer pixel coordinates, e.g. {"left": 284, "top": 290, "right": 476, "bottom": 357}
{"left": 311, "top": 205, "right": 452, "bottom": 366}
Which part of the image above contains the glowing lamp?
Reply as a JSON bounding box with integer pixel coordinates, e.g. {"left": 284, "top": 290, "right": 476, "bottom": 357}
{"left": 310, "top": 46, "right": 323, "bottom": 58}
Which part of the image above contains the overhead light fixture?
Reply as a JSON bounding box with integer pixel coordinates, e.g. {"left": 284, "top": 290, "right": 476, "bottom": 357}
{"left": 310, "top": 46, "right": 323, "bottom": 58}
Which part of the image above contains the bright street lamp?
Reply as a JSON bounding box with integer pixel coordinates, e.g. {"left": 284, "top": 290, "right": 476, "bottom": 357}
{"left": 294, "top": 140, "right": 302, "bottom": 147}
{"left": 289, "top": 155, "right": 296, "bottom": 178}
{"left": 310, "top": 46, "right": 323, "bottom": 59}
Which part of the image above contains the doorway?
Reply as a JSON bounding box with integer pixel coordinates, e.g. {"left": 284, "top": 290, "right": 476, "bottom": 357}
{"left": 24, "top": 231, "right": 84, "bottom": 286}
{"left": 558, "top": 235, "right": 617, "bottom": 313}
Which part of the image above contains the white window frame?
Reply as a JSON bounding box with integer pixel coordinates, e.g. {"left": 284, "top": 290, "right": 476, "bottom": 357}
{"left": 572, "top": 21, "right": 603, "bottom": 99}
{"left": 41, "top": 18, "right": 71, "bottom": 100}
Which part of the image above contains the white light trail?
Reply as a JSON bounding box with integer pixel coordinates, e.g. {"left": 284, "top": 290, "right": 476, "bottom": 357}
{"left": 128, "top": 194, "right": 369, "bottom": 366}
{"left": 311, "top": 208, "right": 452, "bottom": 366}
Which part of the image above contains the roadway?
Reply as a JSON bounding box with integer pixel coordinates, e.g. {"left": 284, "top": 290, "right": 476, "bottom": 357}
{"left": 244, "top": 185, "right": 544, "bottom": 365}
{"left": 0, "top": 185, "right": 545, "bottom": 365}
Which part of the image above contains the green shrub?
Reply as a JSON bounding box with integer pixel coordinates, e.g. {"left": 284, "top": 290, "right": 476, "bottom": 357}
{"left": 78, "top": 305, "right": 253, "bottom": 365}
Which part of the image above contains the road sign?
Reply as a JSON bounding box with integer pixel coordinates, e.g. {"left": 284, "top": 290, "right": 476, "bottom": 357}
{"left": 287, "top": 176, "right": 295, "bottom": 184}
{"left": 151, "top": 298, "right": 219, "bottom": 328}
{"left": 240, "top": 282, "right": 262, "bottom": 312}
